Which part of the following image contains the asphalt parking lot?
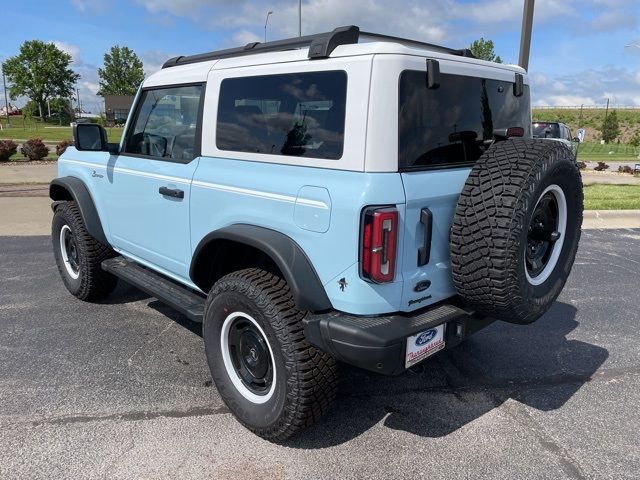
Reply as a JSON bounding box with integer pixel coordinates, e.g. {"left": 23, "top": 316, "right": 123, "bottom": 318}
{"left": 1, "top": 230, "right": 639, "bottom": 479}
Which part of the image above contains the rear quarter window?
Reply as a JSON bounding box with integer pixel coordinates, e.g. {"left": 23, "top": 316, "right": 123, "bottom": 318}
{"left": 216, "top": 71, "right": 347, "bottom": 160}
{"left": 399, "top": 70, "right": 531, "bottom": 170}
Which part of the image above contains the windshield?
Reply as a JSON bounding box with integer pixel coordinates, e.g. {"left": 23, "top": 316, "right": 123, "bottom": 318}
{"left": 532, "top": 122, "right": 561, "bottom": 139}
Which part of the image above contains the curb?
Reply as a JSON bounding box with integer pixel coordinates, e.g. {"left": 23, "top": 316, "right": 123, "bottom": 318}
{"left": 583, "top": 210, "right": 640, "bottom": 230}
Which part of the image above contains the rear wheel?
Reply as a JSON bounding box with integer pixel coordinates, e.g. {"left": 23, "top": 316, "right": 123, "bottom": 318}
{"left": 450, "top": 139, "right": 583, "bottom": 324}
{"left": 203, "top": 268, "right": 337, "bottom": 442}
{"left": 52, "top": 201, "right": 118, "bottom": 301}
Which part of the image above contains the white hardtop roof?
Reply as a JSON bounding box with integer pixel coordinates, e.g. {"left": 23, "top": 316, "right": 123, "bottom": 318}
{"left": 143, "top": 40, "right": 526, "bottom": 88}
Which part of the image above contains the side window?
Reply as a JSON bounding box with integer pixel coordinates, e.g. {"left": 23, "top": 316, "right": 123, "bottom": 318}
{"left": 216, "top": 71, "right": 347, "bottom": 160}
{"left": 124, "top": 84, "right": 203, "bottom": 161}
{"left": 398, "top": 71, "right": 531, "bottom": 170}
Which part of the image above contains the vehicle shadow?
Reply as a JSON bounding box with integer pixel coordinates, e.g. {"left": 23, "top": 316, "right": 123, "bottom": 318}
{"left": 98, "top": 281, "right": 151, "bottom": 305}
{"left": 285, "top": 301, "right": 608, "bottom": 449}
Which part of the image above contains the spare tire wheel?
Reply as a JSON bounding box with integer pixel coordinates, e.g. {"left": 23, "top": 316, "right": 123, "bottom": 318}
{"left": 450, "top": 138, "right": 583, "bottom": 324}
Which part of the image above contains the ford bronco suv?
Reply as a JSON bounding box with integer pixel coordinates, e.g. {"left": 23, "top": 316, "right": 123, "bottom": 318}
{"left": 50, "top": 26, "right": 583, "bottom": 441}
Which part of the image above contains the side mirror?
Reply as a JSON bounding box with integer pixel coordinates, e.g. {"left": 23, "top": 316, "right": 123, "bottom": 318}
{"left": 73, "top": 123, "right": 108, "bottom": 152}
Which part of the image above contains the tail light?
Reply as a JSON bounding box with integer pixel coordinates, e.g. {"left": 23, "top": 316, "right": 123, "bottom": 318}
{"left": 361, "top": 207, "right": 398, "bottom": 283}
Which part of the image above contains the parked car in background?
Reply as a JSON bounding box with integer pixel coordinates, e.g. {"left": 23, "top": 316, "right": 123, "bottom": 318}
{"left": 532, "top": 121, "right": 579, "bottom": 158}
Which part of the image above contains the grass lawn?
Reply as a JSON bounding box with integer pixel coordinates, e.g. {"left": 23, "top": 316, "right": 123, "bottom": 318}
{"left": 583, "top": 184, "right": 640, "bottom": 210}
{"left": 0, "top": 116, "right": 122, "bottom": 143}
{"left": 577, "top": 142, "right": 640, "bottom": 162}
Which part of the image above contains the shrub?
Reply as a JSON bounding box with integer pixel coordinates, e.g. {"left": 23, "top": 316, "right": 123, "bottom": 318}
{"left": 577, "top": 161, "right": 587, "bottom": 170}
{"left": 21, "top": 139, "right": 50, "bottom": 161}
{"left": 56, "top": 139, "right": 73, "bottom": 156}
{"left": 0, "top": 140, "right": 18, "bottom": 162}
{"left": 618, "top": 165, "right": 634, "bottom": 174}
{"left": 594, "top": 161, "right": 610, "bottom": 172}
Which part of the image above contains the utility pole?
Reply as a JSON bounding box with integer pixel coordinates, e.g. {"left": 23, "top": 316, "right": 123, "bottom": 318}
{"left": 298, "top": 0, "right": 302, "bottom": 37}
{"left": 264, "top": 11, "right": 273, "bottom": 43}
{"left": 76, "top": 87, "right": 81, "bottom": 117}
{"left": 518, "top": 0, "right": 535, "bottom": 70}
{"left": 579, "top": 104, "right": 583, "bottom": 128}
{"left": 1, "top": 62, "right": 10, "bottom": 126}
{"left": 603, "top": 97, "right": 610, "bottom": 143}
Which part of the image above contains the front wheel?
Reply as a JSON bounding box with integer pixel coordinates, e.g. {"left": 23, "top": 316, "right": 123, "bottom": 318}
{"left": 52, "top": 201, "right": 118, "bottom": 301}
{"left": 203, "top": 268, "right": 337, "bottom": 442}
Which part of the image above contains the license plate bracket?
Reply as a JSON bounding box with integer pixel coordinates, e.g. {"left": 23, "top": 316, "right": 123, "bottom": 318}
{"left": 405, "top": 323, "right": 446, "bottom": 368}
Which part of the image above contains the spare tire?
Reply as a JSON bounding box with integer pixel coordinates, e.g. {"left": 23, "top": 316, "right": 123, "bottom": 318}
{"left": 450, "top": 138, "right": 583, "bottom": 324}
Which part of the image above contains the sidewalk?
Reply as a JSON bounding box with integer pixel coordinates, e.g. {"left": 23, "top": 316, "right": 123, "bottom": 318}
{"left": 0, "top": 163, "right": 57, "bottom": 184}
{"left": 1, "top": 197, "right": 638, "bottom": 236}
{"left": 1, "top": 163, "right": 639, "bottom": 186}
{"left": 582, "top": 210, "right": 640, "bottom": 229}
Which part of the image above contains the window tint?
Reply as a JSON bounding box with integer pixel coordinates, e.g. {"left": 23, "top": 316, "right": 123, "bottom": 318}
{"left": 216, "top": 71, "right": 347, "bottom": 160}
{"left": 125, "top": 85, "right": 202, "bottom": 161}
{"left": 532, "top": 122, "right": 560, "bottom": 139}
{"left": 399, "top": 71, "right": 531, "bottom": 169}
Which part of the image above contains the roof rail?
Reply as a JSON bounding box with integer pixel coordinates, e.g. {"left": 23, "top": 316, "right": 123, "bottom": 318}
{"left": 162, "top": 25, "right": 474, "bottom": 69}
{"left": 359, "top": 31, "right": 475, "bottom": 58}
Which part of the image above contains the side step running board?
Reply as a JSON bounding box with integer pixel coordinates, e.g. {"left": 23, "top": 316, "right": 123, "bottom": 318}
{"left": 102, "top": 257, "right": 205, "bottom": 323}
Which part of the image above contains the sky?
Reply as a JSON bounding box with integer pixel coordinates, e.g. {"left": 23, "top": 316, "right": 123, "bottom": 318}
{"left": 1, "top": 0, "right": 639, "bottom": 113}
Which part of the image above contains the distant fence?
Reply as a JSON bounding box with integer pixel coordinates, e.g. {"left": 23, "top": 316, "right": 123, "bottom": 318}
{"left": 533, "top": 105, "right": 640, "bottom": 110}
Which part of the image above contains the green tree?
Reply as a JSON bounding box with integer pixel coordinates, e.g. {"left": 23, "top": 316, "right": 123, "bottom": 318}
{"left": 602, "top": 110, "right": 620, "bottom": 143}
{"left": 3, "top": 40, "right": 79, "bottom": 120}
{"left": 469, "top": 37, "right": 503, "bottom": 63}
{"left": 97, "top": 46, "right": 144, "bottom": 96}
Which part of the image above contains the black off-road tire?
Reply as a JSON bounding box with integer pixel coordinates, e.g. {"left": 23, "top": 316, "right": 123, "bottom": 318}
{"left": 451, "top": 139, "right": 583, "bottom": 324}
{"left": 203, "top": 268, "right": 337, "bottom": 442}
{"left": 52, "top": 201, "right": 118, "bottom": 301}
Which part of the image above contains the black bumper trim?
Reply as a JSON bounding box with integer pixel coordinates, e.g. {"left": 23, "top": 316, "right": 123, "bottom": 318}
{"left": 303, "top": 303, "right": 494, "bottom": 375}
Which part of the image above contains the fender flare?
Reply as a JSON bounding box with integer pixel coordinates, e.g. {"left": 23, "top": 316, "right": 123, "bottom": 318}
{"left": 49, "top": 177, "right": 108, "bottom": 245}
{"left": 190, "top": 224, "right": 332, "bottom": 312}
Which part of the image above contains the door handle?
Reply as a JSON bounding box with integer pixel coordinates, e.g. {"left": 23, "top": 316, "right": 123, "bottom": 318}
{"left": 417, "top": 208, "right": 432, "bottom": 267}
{"left": 159, "top": 186, "right": 184, "bottom": 199}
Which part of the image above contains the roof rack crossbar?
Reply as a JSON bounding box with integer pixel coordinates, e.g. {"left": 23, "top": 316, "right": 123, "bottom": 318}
{"left": 161, "top": 25, "right": 474, "bottom": 69}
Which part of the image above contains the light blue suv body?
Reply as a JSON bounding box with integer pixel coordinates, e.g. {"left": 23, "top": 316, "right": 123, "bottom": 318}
{"left": 52, "top": 26, "right": 531, "bottom": 376}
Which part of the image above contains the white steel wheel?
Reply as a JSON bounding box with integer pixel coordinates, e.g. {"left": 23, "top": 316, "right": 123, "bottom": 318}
{"left": 59, "top": 224, "right": 80, "bottom": 279}
{"left": 524, "top": 184, "right": 568, "bottom": 286}
{"left": 220, "top": 311, "right": 277, "bottom": 404}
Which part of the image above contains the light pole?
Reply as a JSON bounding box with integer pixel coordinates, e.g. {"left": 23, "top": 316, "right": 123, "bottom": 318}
{"left": 298, "top": 0, "right": 302, "bottom": 37}
{"left": 518, "top": 0, "right": 535, "bottom": 71}
{"left": 264, "top": 11, "right": 273, "bottom": 43}
{"left": 1, "top": 61, "right": 10, "bottom": 127}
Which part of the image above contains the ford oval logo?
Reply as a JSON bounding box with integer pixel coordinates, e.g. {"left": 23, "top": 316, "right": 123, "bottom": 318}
{"left": 415, "top": 329, "right": 437, "bottom": 346}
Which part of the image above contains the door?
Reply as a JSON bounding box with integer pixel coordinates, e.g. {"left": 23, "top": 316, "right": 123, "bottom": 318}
{"left": 106, "top": 83, "right": 204, "bottom": 280}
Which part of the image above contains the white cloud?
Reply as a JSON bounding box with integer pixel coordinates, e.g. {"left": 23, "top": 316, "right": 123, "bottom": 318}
{"left": 141, "top": 50, "right": 177, "bottom": 76}
{"left": 51, "top": 41, "right": 81, "bottom": 62}
{"left": 535, "top": 94, "right": 597, "bottom": 107}
{"left": 590, "top": 11, "right": 638, "bottom": 31}
{"left": 69, "top": 0, "right": 110, "bottom": 14}
{"left": 552, "top": 81, "right": 568, "bottom": 93}
{"left": 232, "top": 30, "right": 262, "bottom": 46}
{"left": 531, "top": 67, "right": 640, "bottom": 106}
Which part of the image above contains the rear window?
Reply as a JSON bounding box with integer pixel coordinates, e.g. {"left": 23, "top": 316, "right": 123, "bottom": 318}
{"left": 399, "top": 71, "right": 531, "bottom": 170}
{"left": 216, "top": 71, "right": 347, "bottom": 160}
{"left": 532, "top": 122, "right": 561, "bottom": 139}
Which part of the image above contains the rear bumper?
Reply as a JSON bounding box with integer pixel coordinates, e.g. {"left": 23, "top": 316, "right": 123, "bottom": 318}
{"left": 303, "top": 302, "right": 494, "bottom": 375}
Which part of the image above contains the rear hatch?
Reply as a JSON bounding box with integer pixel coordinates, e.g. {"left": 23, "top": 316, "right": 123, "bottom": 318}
{"left": 398, "top": 68, "right": 531, "bottom": 311}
